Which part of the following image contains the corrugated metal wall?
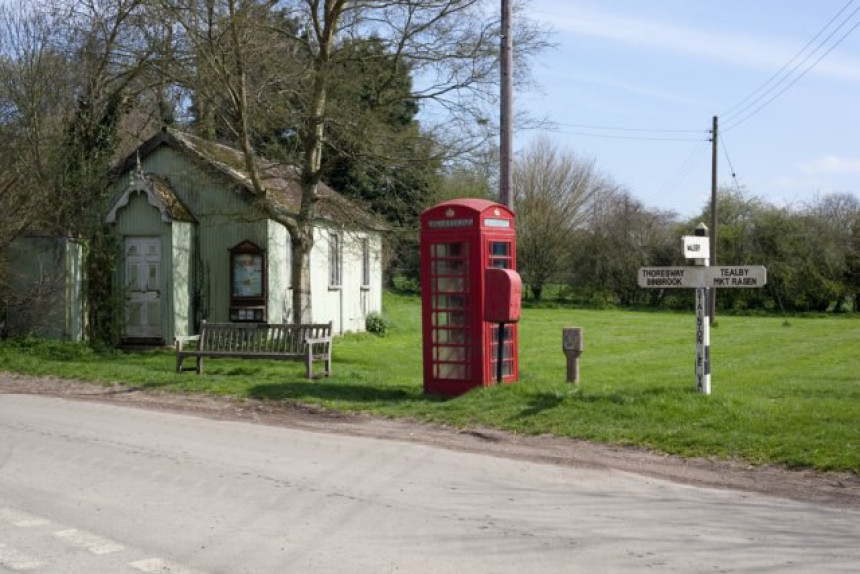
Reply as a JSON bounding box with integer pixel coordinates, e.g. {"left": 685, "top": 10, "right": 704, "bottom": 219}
{"left": 2, "top": 236, "right": 83, "bottom": 340}
{"left": 136, "top": 146, "right": 269, "bottom": 324}
{"left": 109, "top": 142, "right": 382, "bottom": 336}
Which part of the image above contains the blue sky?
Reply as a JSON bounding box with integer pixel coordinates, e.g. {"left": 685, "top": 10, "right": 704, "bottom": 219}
{"left": 516, "top": 0, "right": 860, "bottom": 218}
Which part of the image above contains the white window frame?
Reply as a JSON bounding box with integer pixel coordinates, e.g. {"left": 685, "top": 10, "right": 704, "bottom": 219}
{"left": 329, "top": 231, "right": 342, "bottom": 288}
{"left": 361, "top": 237, "right": 371, "bottom": 289}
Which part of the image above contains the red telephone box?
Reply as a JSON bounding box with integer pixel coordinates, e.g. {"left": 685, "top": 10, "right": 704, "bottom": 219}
{"left": 420, "top": 199, "right": 520, "bottom": 396}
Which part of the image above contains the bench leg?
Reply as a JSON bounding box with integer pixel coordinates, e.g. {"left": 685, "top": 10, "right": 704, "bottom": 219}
{"left": 196, "top": 356, "right": 203, "bottom": 375}
{"left": 176, "top": 354, "right": 183, "bottom": 373}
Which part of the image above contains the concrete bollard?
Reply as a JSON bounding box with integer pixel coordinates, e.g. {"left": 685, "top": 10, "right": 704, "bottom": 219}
{"left": 562, "top": 327, "right": 584, "bottom": 385}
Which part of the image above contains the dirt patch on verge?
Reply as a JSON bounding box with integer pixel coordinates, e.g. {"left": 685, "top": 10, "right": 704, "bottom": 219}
{"left": 2, "top": 373, "right": 858, "bottom": 509}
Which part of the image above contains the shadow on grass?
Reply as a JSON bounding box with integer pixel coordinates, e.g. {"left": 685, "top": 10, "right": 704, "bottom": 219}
{"left": 515, "top": 393, "right": 564, "bottom": 418}
{"left": 574, "top": 385, "right": 694, "bottom": 403}
{"left": 248, "top": 381, "right": 419, "bottom": 404}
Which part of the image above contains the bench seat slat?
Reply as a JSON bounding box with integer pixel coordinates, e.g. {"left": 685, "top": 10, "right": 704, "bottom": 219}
{"left": 175, "top": 320, "right": 332, "bottom": 379}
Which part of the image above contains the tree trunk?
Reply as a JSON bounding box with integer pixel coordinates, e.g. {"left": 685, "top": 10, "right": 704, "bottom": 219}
{"left": 289, "top": 1, "right": 344, "bottom": 324}
{"left": 291, "top": 230, "right": 313, "bottom": 324}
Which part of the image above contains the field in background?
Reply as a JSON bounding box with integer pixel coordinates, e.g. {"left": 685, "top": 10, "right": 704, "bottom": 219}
{"left": 1, "top": 292, "right": 858, "bottom": 472}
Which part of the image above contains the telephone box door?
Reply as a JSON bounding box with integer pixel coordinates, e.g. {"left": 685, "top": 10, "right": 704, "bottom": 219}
{"left": 425, "top": 242, "right": 473, "bottom": 383}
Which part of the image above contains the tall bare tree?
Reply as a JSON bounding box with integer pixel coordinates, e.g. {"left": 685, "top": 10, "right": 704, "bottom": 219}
{"left": 156, "top": 0, "right": 548, "bottom": 323}
{"left": 512, "top": 136, "right": 604, "bottom": 300}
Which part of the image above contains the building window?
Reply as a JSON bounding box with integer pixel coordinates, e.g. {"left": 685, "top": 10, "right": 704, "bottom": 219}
{"left": 361, "top": 238, "right": 370, "bottom": 288}
{"left": 329, "top": 232, "right": 341, "bottom": 287}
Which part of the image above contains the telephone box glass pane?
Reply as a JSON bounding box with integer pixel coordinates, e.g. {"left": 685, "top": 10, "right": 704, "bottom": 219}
{"left": 432, "top": 243, "right": 464, "bottom": 258}
{"left": 489, "top": 241, "right": 512, "bottom": 269}
{"left": 432, "top": 259, "right": 466, "bottom": 275}
{"left": 490, "top": 324, "right": 515, "bottom": 379}
{"left": 429, "top": 241, "right": 470, "bottom": 380}
{"left": 490, "top": 242, "right": 509, "bottom": 256}
{"left": 435, "top": 363, "right": 467, "bottom": 380}
{"left": 434, "top": 328, "right": 467, "bottom": 344}
{"left": 434, "top": 277, "right": 465, "bottom": 293}
{"left": 434, "top": 295, "right": 466, "bottom": 309}
{"left": 433, "top": 347, "right": 467, "bottom": 361}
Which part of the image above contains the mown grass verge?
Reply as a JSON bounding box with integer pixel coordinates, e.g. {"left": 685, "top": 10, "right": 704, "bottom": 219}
{"left": 1, "top": 292, "right": 857, "bottom": 472}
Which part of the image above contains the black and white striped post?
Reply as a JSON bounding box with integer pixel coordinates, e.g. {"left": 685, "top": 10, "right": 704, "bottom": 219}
{"left": 693, "top": 223, "right": 711, "bottom": 395}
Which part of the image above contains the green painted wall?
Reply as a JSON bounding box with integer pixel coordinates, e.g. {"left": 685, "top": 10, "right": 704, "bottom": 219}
{"left": 172, "top": 221, "right": 194, "bottom": 337}
{"left": 111, "top": 145, "right": 274, "bottom": 330}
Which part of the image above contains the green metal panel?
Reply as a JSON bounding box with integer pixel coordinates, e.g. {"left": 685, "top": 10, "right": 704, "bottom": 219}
{"left": 65, "top": 239, "right": 85, "bottom": 341}
{"left": 172, "top": 221, "right": 193, "bottom": 338}
{"left": 2, "top": 236, "right": 83, "bottom": 340}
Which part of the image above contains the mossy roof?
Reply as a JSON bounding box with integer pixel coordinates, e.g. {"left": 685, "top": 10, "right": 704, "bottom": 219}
{"left": 116, "top": 128, "right": 387, "bottom": 231}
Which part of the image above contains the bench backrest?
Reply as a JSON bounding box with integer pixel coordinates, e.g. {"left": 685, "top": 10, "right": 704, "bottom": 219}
{"left": 199, "top": 321, "right": 332, "bottom": 353}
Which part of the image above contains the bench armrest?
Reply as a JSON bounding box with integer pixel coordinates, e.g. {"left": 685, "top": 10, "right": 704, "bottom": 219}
{"left": 175, "top": 334, "right": 201, "bottom": 352}
{"left": 304, "top": 336, "right": 331, "bottom": 346}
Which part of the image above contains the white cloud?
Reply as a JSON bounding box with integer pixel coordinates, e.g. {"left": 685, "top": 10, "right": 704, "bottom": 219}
{"left": 576, "top": 73, "right": 702, "bottom": 107}
{"left": 799, "top": 156, "right": 860, "bottom": 175}
{"left": 532, "top": 2, "right": 860, "bottom": 82}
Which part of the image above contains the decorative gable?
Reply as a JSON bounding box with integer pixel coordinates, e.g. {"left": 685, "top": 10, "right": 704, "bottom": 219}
{"left": 106, "top": 157, "right": 196, "bottom": 224}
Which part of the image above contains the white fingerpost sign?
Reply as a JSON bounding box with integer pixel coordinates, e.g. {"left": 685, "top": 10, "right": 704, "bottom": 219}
{"left": 639, "top": 224, "right": 767, "bottom": 395}
{"left": 689, "top": 224, "right": 711, "bottom": 395}
{"left": 682, "top": 235, "right": 710, "bottom": 260}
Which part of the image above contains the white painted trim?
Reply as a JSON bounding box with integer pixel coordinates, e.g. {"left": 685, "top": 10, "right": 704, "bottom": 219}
{"left": 106, "top": 171, "right": 172, "bottom": 224}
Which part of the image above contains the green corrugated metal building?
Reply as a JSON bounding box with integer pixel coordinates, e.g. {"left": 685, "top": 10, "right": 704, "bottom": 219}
{"left": 106, "top": 128, "right": 386, "bottom": 345}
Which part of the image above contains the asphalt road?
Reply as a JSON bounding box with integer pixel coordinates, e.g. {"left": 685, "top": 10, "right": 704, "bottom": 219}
{"left": 0, "top": 393, "right": 857, "bottom": 573}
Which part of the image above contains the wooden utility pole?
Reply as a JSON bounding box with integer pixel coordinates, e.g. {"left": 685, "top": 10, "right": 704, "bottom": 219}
{"left": 709, "top": 115, "right": 718, "bottom": 323}
{"left": 499, "top": 0, "right": 514, "bottom": 209}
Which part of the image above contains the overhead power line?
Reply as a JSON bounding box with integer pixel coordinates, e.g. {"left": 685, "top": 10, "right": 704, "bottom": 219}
{"left": 722, "top": 0, "right": 857, "bottom": 119}
{"left": 654, "top": 138, "right": 710, "bottom": 197}
{"left": 554, "top": 128, "right": 705, "bottom": 142}
{"left": 555, "top": 122, "right": 705, "bottom": 134}
{"left": 722, "top": 1, "right": 860, "bottom": 130}
{"left": 719, "top": 134, "right": 743, "bottom": 194}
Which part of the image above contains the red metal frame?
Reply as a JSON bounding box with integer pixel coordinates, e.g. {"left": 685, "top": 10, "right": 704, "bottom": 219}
{"left": 421, "top": 199, "right": 518, "bottom": 396}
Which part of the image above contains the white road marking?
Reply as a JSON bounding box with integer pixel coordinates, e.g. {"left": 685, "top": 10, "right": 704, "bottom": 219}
{"left": 0, "top": 543, "right": 44, "bottom": 570}
{"left": 0, "top": 508, "right": 50, "bottom": 528}
{"left": 54, "top": 528, "right": 125, "bottom": 555}
{"left": 130, "top": 557, "right": 205, "bottom": 573}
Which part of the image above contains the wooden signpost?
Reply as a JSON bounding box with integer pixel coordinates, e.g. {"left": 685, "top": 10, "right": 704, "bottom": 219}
{"left": 638, "top": 227, "right": 767, "bottom": 395}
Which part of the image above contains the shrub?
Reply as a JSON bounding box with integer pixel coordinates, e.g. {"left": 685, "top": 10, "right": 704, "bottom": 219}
{"left": 365, "top": 312, "right": 389, "bottom": 336}
{"left": 392, "top": 275, "right": 420, "bottom": 294}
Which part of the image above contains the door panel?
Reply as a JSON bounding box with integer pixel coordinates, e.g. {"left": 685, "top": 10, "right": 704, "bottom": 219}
{"left": 125, "top": 237, "right": 162, "bottom": 339}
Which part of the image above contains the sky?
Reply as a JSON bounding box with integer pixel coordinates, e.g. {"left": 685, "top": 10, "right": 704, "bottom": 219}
{"left": 514, "top": 0, "right": 860, "bottom": 218}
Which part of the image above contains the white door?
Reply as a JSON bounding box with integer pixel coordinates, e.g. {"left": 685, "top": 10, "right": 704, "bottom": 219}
{"left": 125, "top": 237, "right": 162, "bottom": 339}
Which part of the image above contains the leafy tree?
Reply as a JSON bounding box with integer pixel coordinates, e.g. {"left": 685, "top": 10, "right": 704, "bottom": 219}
{"left": 802, "top": 193, "right": 859, "bottom": 312}
{"left": 0, "top": 0, "right": 160, "bottom": 343}
{"left": 567, "top": 186, "right": 679, "bottom": 306}
{"left": 696, "top": 187, "right": 768, "bottom": 310}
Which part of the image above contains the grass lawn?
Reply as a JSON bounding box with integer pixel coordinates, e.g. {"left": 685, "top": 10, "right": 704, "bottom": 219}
{"left": 1, "top": 292, "right": 858, "bottom": 472}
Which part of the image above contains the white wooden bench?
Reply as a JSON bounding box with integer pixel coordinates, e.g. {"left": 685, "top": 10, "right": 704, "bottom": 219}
{"left": 175, "top": 320, "right": 333, "bottom": 379}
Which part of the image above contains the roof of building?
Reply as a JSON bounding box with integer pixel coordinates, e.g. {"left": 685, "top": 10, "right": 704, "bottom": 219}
{"left": 115, "top": 128, "right": 387, "bottom": 231}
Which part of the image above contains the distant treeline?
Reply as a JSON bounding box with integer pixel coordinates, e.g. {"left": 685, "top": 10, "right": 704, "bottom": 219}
{"left": 557, "top": 189, "right": 860, "bottom": 313}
